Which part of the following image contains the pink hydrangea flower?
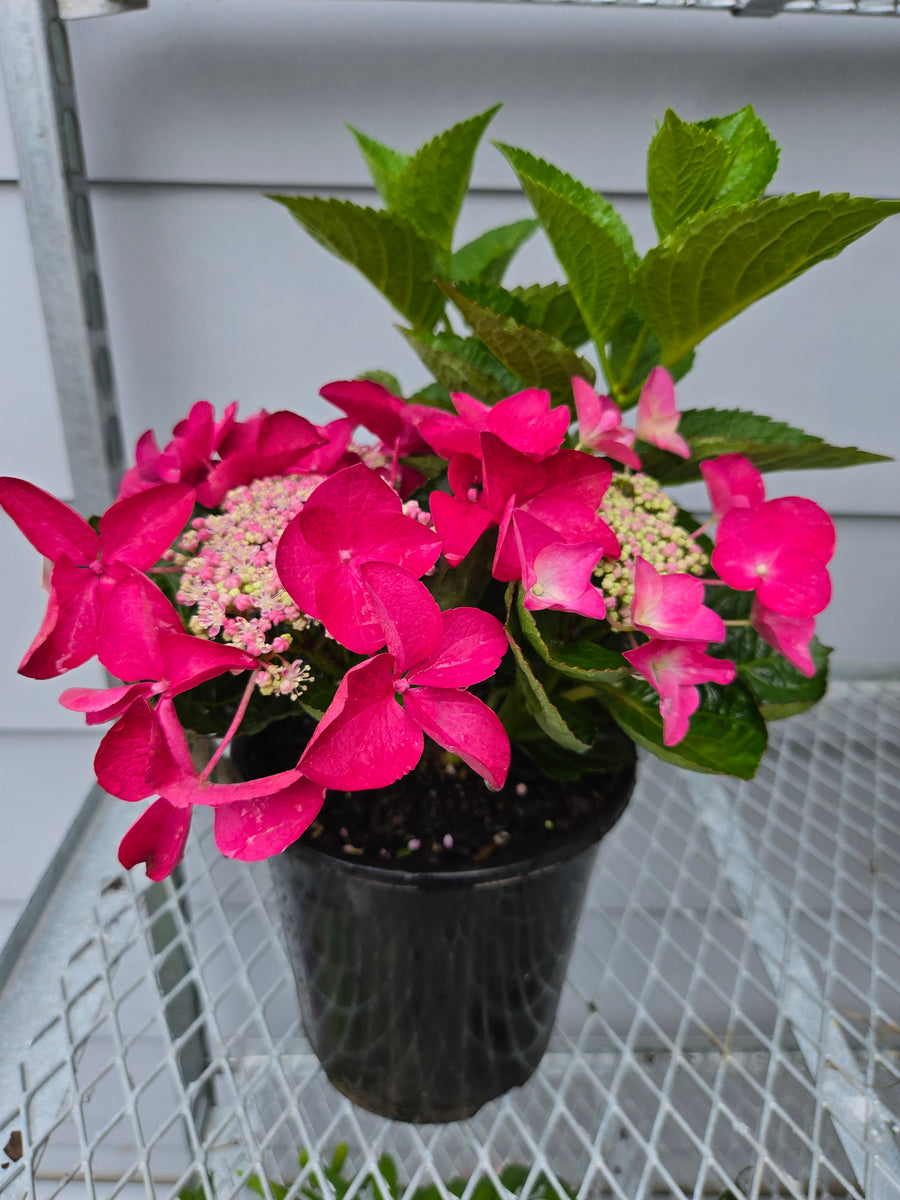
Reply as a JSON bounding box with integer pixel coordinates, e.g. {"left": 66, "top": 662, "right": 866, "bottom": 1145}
{"left": 699, "top": 454, "right": 766, "bottom": 518}
{"left": 635, "top": 368, "right": 690, "bottom": 459}
{"left": 320, "top": 379, "right": 432, "bottom": 457}
{"left": 275, "top": 463, "right": 442, "bottom": 654}
{"left": 104, "top": 700, "right": 324, "bottom": 877}
{"left": 417, "top": 388, "right": 571, "bottom": 462}
{"left": 571, "top": 378, "right": 641, "bottom": 469}
{"left": 299, "top": 562, "right": 510, "bottom": 792}
{"left": 630, "top": 557, "right": 725, "bottom": 643}
{"left": 117, "top": 400, "right": 238, "bottom": 500}
{"left": 712, "top": 496, "right": 835, "bottom": 618}
{"left": 0, "top": 478, "right": 194, "bottom": 678}
{"left": 511, "top": 510, "right": 610, "bottom": 620}
{"left": 623, "top": 639, "right": 736, "bottom": 746}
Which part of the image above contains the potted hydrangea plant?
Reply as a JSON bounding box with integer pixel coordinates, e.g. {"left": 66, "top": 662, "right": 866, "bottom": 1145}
{"left": 1, "top": 105, "right": 895, "bottom": 1123}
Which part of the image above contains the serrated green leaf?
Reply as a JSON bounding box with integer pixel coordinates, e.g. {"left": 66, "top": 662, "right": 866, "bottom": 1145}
{"left": 270, "top": 196, "right": 445, "bottom": 330}
{"left": 517, "top": 593, "right": 628, "bottom": 682}
{"left": 505, "top": 608, "right": 593, "bottom": 753}
{"left": 697, "top": 105, "right": 780, "bottom": 206}
{"left": 637, "top": 406, "right": 892, "bottom": 485}
{"left": 387, "top": 105, "right": 502, "bottom": 265}
{"left": 495, "top": 143, "right": 636, "bottom": 348}
{"left": 509, "top": 283, "right": 591, "bottom": 347}
{"left": 450, "top": 218, "right": 539, "bottom": 285}
{"left": 440, "top": 281, "right": 595, "bottom": 399}
{"left": 346, "top": 125, "right": 410, "bottom": 206}
{"left": 647, "top": 109, "right": 733, "bottom": 240}
{"left": 635, "top": 192, "right": 900, "bottom": 367}
{"left": 704, "top": 586, "right": 831, "bottom": 719}
{"left": 448, "top": 279, "right": 531, "bottom": 324}
{"left": 357, "top": 369, "right": 403, "bottom": 395}
{"left": 400, "top": 327, "right": 520, "bottom": 400}
{"left": 596, "top": 676, "right": 768, "bottom": 779}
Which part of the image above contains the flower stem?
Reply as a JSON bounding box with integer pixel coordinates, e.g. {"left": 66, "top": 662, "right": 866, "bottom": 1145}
{"left": 200, "top": 669, "right": 259, "bottom": 781}
{"left": 613, "top": 324, "right": 650, "bottom": 399}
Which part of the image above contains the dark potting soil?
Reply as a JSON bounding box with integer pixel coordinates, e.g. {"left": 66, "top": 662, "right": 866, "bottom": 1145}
{"left": 232, "top": 716, "right": 634, "bottom": 872}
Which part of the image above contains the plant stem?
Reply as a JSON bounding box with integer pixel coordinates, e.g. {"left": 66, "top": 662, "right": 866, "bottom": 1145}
{"left": 200, "top": 669, "right": 259, "bottom": 781}
{"left": 613, "top": 324, "right": 650, "bottom": 400}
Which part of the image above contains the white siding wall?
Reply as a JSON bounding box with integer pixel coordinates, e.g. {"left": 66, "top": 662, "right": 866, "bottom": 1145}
{"left": 2, "top": 0, "right": 899, "bottom": 940}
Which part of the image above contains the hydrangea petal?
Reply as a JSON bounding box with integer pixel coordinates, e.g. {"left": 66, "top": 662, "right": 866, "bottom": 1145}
{"left": 751, "top": 599, "right": 816, "bottom": 677}
{"left": 213, "top": 777, "right": 325, "bottom": 861}
{"left": 407, "top": 607, "right": 508, "bottom": 688}
{"left": 700, "top": 454, "right": 765, "bottom": 518}
{"left": 631, "top": 557, "right": 725, "bottom": 643}
{"left": 300, "top": 655, "right": 423, "bottom": 791}
{"left": 403, "top": 688, "right": 510, "bottom": 790}
{"left": 98, "top": 483, "right": 194, "bottom": 571}
{"left": 0, "top": 476, "right": 98, "bottom": 563}
{"left": 95, "top": 699, "right": 156, "bottom": 802}
{"left": 360, "top": 562, "right": 443, "bottom": 677}
{"left": 118, "top": 799, "right": 192, "bottom": 881}
{"left": 19, "top": 556, "right": 103, "bottom": 679}
{"left": 98, "top": 571, "right": 183, "bottom": 682}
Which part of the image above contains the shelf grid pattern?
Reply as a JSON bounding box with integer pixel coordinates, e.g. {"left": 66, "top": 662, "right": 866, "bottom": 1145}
{"left": 1, "top": 680, "right": 899, "bottom": 1200}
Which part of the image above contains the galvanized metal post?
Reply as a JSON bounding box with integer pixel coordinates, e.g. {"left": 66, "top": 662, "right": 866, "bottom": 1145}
{"left": 0, "top": 0, "right": 142, "bottom": 515}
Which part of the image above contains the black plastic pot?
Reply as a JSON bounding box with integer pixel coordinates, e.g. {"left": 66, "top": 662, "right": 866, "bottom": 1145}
{"left": 266, "top": 763, "right": 635, "bottom": 1123}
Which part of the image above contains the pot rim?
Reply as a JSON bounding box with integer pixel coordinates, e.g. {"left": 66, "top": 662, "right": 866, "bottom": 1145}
{"left": 277, "top": 760, "right": 637, "bottom": 891}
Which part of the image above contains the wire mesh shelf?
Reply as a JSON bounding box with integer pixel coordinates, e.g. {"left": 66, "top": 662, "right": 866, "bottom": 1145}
{"left": 1, "top": 680, "right": 899, "bottom": 1200}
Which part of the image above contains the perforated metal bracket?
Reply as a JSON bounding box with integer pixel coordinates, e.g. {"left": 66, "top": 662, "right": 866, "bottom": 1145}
{"left": 0, "top": 0, "right": 126, "bottom": 515}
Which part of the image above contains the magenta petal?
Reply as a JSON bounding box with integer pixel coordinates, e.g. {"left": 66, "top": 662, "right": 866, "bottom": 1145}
{"left": 407, "top": 607, "right": 508, "bottom": 688}
{"left": 631, "top": 558, "right": 725, "bottom": 642}
{"left": 756, "top": 549, "right": 831, "bottom": 618}
{"left": 624, "top": 639, "right": 736, "bottom": 746}
{"left": 300, "top": 656, "right": 423, "bottom": 791}
{"left": 486, "top": 389, "right": 571, "bottom": 459}
{"left": 60, "top": 683, "right": 150, "bottom": 725}
{"left": 360, "top": 562, "right": 443, "bottom": 676}
{"left": 320, "top": 379, "right": 429, "bottom": 454}
{"left": 428, "top": 492, "right": 493, "bottom": 568}
{"left": 99, "top": 483, "right": 195, "bottom": 571}
{"left": 19, "top": 557, "right": 102, "bottom": 679}
{"left": 404, "top": 688, "right": 510, "bottom": 790}
{"left": 213, "top": 777, "right": 325, "bottom": 861}
{"left": 159, "top": 634, "right": 257, "bottom": 695}
{"left": 751, "top": 599, "right": 816, "bottom": 677}
{"left": 98, "top": 571, "right": 183, "bottom": 682}
{"left": 0, "top": 476, "right": 98, "bottom": 563}
{"left": 118, "top": 799, "right": 192, "bottom": 881}
{"left": 700, "top": 455, "right": 765, "bottom": 518}
{"left": 524, "top": 541, "right": 610, "bottom": 620}
{"left": 95, "top": 699, "right": 156, "bottom": 802}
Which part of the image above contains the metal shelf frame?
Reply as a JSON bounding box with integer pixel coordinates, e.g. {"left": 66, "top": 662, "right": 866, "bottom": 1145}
{"left": 1, "top": 682, "right": 899, "bottom": 1200}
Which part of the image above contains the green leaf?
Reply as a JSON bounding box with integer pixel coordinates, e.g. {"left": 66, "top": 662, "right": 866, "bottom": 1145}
{"left": 705, "top": 586, "right": 831, "bottom": 719}
{"left": 269, "top": 196, "right": 444, "bottom": 331}
{"left": 495, "top": 143, "right": 636, "bottom": 348}
{"left": 509, "top": 282, "right": 591, "bottom": 347}
{"left": 596, "top": 676, "right": 768, "bottom": 779}
{"left": 516, "top": 594, "right": 628, "bottom": 683}
{"left": 637, "top": 406, "right": 892, "bottom": 485}
{"left": 635, "top": 192, "right": 900, "bottom": 367}
{"left": 505, "top": 602, "right": 593, "bottom": 753}
{"left": 357, "top": 369, "right": 403, "bottom": 395}
{"left": 697, "top": 105, "right": 780, "bottom": 206}
{"left": 400, "top": 327, "right": 520, "bottom": 401}
{"left": 647, "top": 109, "right": 733, "bottom": 239}
{"left": 386, "top": 105, "right": 502, "bottom": 265}
{"left": 440, "top": 281, "right": 595, "bottom": 399}
{"left": 375, "top": 1156, "right": 399, "bottom": 1200}
{"left": 346, "top": 125, "right": 410, "bottom": 206}
{"left": 450, "top": 218, "right": 540, "bottom": 285}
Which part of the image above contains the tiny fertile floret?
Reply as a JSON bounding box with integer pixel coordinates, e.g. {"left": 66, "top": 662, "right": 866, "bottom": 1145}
{"left": 595, "top": 472, "right": 709, "bottom": 625}
{"left": 175, "top": 473, "right": 322, "bottom": 698}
